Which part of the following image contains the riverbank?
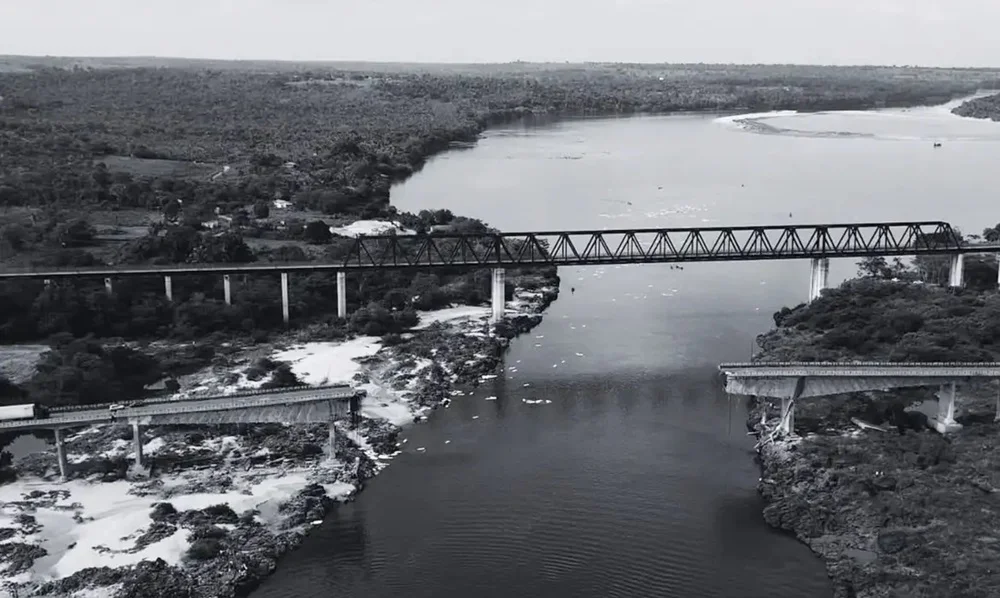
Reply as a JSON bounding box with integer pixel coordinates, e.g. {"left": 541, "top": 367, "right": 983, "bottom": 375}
{"left": 748, "top": 278, "right": 1000, "bottom": 598}
{"left": 0, "top": 280, "right": 557, "bottom": 598}
{"left": 952, "top": 91, "right": 1000, "bottom": 121}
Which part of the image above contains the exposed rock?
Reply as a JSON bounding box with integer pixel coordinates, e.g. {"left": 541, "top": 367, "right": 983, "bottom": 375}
{"left": 0, "top": 542, "right": 46, "bottom": 574}
{"left": 1, "top": 283, "right": 559, "bottom": 597}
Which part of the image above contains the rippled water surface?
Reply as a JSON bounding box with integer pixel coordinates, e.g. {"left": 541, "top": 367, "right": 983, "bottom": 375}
{"left": 254, "top": 103, "right": 1000, "bottom": 598}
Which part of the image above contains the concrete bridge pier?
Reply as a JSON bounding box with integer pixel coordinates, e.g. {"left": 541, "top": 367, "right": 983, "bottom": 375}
{"left": 808, "top": 258, "right": 829, "bottom": 303}
{"left": 337, "top": 271, "right": 347, "bottom": 319}
{"left": 223, "top": 274, "right": 232, "bottom": 306}
{"left": 164, "top": 275, "right": 173, "bottom": 301}
{"left": 281, "top": 272, "right": 290, "bottom": 325}
{"left": 949, "top": 254, "right": 964, "bottom": 288}
{"left": 328, "top": 400, "right": 338, "bottom": 461}
{"left": 104, "top": 277, "right": 113, "bottom": 296}
{"left": 54, "top": 428, "right": 68, "bottom": 481}
{"left": 779, "top": 397, "right": 795, "bottom": 436}
{"left": 935, "top": 382, "right": 963, "bottom": 433}
{"left": 132, "top": 420, "right": 144, "bottom": 468}
{"left": 490, "top": 268, "right": 506, "bottom": 324}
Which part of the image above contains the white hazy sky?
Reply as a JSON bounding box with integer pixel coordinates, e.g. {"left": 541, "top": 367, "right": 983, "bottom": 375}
{"left": 1, "top": 0, "right": 998, "bottom": 67}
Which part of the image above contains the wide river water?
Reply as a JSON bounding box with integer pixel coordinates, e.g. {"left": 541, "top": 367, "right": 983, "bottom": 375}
{"left": 255, "top": 99, "right": 1000, "bottom": 598}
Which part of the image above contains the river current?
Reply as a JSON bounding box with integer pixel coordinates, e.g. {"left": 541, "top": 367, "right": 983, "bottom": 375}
{"left": 254, "top": 98, "right": 1000, "bottom": 598}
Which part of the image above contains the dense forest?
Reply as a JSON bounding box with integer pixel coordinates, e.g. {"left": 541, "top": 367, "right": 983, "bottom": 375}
{"left": 764, "top": 245, "right": 1000, "bottom": 363}
{"left": 2, "top": 60, "right": 1000, "bottom": 412}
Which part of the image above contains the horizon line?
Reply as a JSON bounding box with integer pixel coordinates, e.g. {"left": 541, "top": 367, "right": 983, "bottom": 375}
{"left": 2, "top": 54, "right": 1000, "bottom": 71}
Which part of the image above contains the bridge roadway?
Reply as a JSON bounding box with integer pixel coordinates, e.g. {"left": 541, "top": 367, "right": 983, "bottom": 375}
{"left": 0, "top": 384, "right": 360, "bottom": 432}
{"left": 0, "top": 221, "right": 993, "bottom": 280}
{"left": 718, "top": 361, "right": 1000, "bottom": 435}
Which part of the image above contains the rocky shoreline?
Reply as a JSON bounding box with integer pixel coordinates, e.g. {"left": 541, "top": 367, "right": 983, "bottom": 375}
{"left": 748, "top": 333, "right": 1000, "bottom": 596}
{"left": 0, "top": 277, "right": 558, "bottom": 598}
{"left": 951, "top": 92, "right": 1000, "bottom": 122}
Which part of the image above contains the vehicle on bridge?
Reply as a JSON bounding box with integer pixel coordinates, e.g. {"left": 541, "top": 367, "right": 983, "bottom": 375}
{"left": 0, "top": 404, "right": 51, "bottom": 422}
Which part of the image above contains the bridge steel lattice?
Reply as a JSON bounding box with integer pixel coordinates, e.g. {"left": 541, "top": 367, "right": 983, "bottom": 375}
{"left": 0, "top": 221, "right": 976, "bottom": 279}
{"left": 0, "top": 221, "right": 994, "bottom": 325}
{"left": 719, "top": 361, "right": 1000, "bottom": 435}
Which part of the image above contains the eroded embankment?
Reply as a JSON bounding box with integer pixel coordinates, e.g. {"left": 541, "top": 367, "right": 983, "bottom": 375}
{"left": 0, "top": 280, "right": 558, "bottom": 598}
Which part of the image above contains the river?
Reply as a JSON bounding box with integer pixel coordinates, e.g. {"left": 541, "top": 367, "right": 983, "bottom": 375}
{"left": 254, "top": 99, "right": 1000, "bottom": 598}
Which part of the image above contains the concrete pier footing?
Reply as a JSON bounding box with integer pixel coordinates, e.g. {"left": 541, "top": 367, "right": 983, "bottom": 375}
{"left": 490, "top": 268, "right": 506, "bottom": 324}
{"left": 808, "top": 258, "right": 830, "bottom": 303}
{"left": 935, "top": 382, "right": 963, "bottom": 433}
{"left": 337, "top": 272, "right": 347, "bottom": 319}
{"left": 949, "top": 254, "right": 964, "bottom": 288}
{"left": 54, "top": 429, "right": 68, "bottom": 481}
{"left": 164, "top": 275, "right": 173, "bottom": 301}
{"left": 281, "top": 272, "right": 290, "bottom": 324}
{"left": 223, "top": 274, "right": 232, "bottom": 306}
{"left": 779, "top": 397, "right": 795, "bottom": 436}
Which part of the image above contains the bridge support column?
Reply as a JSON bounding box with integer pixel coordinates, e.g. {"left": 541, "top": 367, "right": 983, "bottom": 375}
{"left": 779, "top": 398, "right": 795, "bottom": 436}
{"left": 995, "top": 253, "right": 1000, "bottom": 289}
{"left": 490, "top": 268, "right": 505, "bottom": 324}
{"left": 328, "top": 420, "right": 337, "bottom": 461}
{"left": 54, "top": 428, "right": 68, "bottom": 482}
{"left": 808, "top": 258, "right": 829, "bottom": 303}
{"left": 281, "top": 272, "right": 290, "bottom": 325}
{"left": 223, "top": 274, "right": 232, "bottom": 306}
{"left": 337, "top": 271, "right": 347, "bottom": 319}
{"left": 949, "top": 254, "right": 964, "bottom": 288}
{"left": 132, "top": 420, "right": 144, "bottom": 468}
{"left": 935, "top": 382, "right": 963, "bottom": 433}
{"left": 104, "top": 277, "right": 113, "bottom": 296}
{"left": 164, "top": 275, "right": 173, "bottom": 301}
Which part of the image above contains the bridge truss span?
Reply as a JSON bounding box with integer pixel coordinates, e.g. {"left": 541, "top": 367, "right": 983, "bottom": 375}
{"left": 341, "top": 221, "right": 965, "bottom": 268}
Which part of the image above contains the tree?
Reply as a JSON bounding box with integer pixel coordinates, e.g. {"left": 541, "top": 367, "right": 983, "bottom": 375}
{"left": 303, "top": 221, "right": 332, "bottom": 244}
{"left": 56, "top": 219, "right": 96, "bottom": 248}
{"left": 1, "top": 225, "right": 28, "bottom": 251}
{"left": 163, "top": 199, "right": 182, "bottom": 223}
{"left": 983, "top": 224, "right": 1000, "bottom": 242}
{"left": 253, "top": 202, "right": 270, "bottom": 219}
{"left": 857, "top": 256, "right": 912, "bottom": 280}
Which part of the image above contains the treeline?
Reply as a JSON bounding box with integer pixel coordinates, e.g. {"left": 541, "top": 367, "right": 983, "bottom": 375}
{"left": 765, "top": 246, "right": 1000, "bottom": 362}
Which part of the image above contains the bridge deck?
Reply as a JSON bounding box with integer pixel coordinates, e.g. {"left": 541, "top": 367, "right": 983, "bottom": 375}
{"left": 0, "top": 221, "right": 995, "bottom": 279}
{"left": 719, "top": 362, "right": 1000, "bottom": 378}
{"left": 0, "top": 386, "right": 360, "bottom": 432}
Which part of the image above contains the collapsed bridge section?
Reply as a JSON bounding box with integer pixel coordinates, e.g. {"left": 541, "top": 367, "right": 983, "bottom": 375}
{"left": 718, "top": 361, "right": 1000, "bottom": 435}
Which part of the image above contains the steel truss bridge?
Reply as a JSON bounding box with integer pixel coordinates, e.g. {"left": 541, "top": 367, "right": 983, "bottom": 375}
{"left": 0, "top": 221, "right": 993, "bottom": 280}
